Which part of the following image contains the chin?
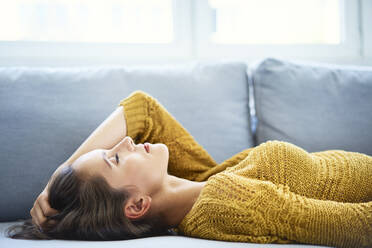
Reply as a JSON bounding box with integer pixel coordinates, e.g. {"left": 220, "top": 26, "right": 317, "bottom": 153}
{"left": 154, "top": 143, "right": 168, "bottom": 154}
{"left": 158, "top": 143, "right": 169, "bottom": 171}
{"left": 163, "top": 144, "right": 169, "bottom": 161}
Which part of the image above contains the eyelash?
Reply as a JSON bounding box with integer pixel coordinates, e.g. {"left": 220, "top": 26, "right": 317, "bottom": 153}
{"left": 115, "top": 153, "right": 119, "bottom": 163}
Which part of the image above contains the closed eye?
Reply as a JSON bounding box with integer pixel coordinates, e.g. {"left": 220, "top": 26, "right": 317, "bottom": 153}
{"left": 115, "top": 153, "right": 119, "bottom": 163}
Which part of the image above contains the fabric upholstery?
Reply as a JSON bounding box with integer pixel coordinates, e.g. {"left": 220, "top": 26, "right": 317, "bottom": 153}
{"left": 252, "top": 57, "right": 372, "bottom": 155}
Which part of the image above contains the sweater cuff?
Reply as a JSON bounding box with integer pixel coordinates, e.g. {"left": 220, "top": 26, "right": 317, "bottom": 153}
{"left": 117, "top": 91, "right": 150, "bottom": 142}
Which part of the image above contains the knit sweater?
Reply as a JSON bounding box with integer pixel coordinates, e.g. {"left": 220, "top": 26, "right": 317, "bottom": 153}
{"left": 118, "top": 90, "right": 372, "bottom": 248}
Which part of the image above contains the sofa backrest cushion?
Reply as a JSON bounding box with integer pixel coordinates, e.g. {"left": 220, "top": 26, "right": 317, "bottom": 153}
{"left": 252, "top": 57, "right": 372, "bottom": 155}
{"left": 0, "top": 61, "right": 253, "bottom": 221}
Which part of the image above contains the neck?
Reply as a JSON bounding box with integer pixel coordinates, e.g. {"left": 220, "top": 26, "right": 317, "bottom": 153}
{"left": 148, "top": 174, "right": 206, "bottom": 228}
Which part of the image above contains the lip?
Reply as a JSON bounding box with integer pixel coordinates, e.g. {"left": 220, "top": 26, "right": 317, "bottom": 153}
{"left": 144, "top": 143, "right": 150, "bottom": 153}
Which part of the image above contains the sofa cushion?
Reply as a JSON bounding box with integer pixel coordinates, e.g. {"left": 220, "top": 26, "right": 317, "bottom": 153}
{"left": 0, "top": 221, "right": 326, "bottom": 248}
{"left": 0, "top": 61, "right": 253, "bottom": 221}
{"left": 252, "top": 57, "right": 372, "bottom": 155}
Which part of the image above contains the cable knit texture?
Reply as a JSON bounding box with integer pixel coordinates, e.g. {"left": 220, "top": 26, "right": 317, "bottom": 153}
{"left": 118, "top": 90, "right": 372, "bottom": 248}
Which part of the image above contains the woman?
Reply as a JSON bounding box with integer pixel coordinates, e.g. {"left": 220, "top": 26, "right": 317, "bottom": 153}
{"left": 7, "top": 90, "right": 372, "bottom": 247}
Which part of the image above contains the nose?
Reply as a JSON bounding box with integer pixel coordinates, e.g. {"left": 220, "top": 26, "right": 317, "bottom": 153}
{"left": 125, "top": 136, "right": 135, "bottom": 149}
{"left": 125, "top": 136, "right": 133, "bottom": 145}
{"left": 116, "top": 136, "right": 135, "bottom": 152}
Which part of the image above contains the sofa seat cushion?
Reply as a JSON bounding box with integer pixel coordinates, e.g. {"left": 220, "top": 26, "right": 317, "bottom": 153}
{"left": 0, "top": 221, "right": 328, "bottom": 248}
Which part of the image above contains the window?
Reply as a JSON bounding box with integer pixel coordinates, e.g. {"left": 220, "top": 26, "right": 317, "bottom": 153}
{"left": 0, "top": 0, "right": 364, "bottom": 65}
{"left": 0, "top": 0, "right": 191, "bottom": 61}
{"left": 209, "top": 0, "right": 341, "bottom": 44}
{"left": 0, "top": 0, "right": 174, "bottom": 43}
{"left": 194, "top": 0, "right": 359, "bottom": 59}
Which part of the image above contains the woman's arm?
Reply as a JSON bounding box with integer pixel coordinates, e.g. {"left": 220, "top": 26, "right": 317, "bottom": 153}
{"left": 30, "top": 106, "right": 127, "bottom": 228}
{"left": 48, "top": 105, "right": 127, "bottom": 182}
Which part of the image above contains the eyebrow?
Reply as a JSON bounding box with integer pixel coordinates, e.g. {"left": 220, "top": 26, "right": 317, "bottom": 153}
{"left": 101, "top": 151, "right": 113, "bottom": 169}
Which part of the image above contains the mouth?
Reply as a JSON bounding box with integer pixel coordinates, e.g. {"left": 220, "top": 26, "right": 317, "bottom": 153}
{"left": 144, "top": 143, "right": 150, "bottom": 153}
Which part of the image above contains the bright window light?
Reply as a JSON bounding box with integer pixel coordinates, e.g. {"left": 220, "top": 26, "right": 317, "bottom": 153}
{"left": 0, "top": 0, "right": 174, "bottom": 43}
{"left": 209, "top": 0, "right": 341, "bottom": 44}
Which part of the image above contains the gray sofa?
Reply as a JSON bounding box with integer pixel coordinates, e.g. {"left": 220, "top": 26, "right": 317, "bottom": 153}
{"left": 1, "top": 57, "right": 371, "bottom": 248}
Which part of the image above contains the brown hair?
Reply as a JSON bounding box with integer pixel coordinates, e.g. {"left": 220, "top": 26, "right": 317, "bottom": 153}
{"left": 6, "top": 165, "right": 175, "bottom": 240}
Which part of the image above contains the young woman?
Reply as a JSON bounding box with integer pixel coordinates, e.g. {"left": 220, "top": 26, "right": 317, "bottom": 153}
{"left": 7, "top": 90, "right": 372, "bottom": 247}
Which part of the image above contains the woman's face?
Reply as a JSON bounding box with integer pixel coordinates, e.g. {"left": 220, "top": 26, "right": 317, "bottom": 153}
{"left": 71, "top": 136, "right": 169, "bottom": 196}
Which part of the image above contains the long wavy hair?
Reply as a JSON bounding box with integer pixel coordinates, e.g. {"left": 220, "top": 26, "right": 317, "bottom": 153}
{"left": 6, "top": 165, "right": 175, "bottom": 240}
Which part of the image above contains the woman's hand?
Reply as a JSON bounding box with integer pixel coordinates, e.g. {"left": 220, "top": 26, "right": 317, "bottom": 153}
{"left": 30, "top": 188, "right": 58, "bottom": 228}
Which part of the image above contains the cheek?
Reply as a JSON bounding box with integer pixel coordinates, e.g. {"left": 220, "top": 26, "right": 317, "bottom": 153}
{"left": 106, "top": 165, "right": 140, "bottom": 189}
{"left": 123, "top": 158, "right": 148, "bottom": 178}
{"left": 103, "top": 171, "right": 124, "bottom": 189}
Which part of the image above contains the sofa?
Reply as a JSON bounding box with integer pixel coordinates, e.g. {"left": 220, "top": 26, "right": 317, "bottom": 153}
{"left": 1, "top": 57, "right": 371, "bottom": 248}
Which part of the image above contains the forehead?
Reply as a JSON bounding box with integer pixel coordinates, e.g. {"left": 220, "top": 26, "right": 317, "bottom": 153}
{"left": 72, "top": 150, "right": 107, "bottom": 175}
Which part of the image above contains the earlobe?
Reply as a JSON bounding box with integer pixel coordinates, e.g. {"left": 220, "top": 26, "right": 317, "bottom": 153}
{"left": 124, "top": 195, "right": 152, "bottom": 221}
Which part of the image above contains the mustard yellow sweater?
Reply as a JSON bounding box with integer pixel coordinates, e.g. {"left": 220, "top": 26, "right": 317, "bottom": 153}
{"left": 118, "top": 90, "right": 372, "bottom": 248}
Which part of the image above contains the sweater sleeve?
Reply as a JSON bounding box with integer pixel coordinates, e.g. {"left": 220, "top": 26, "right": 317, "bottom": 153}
{"left": 117, "top": 90, "right": 218, "bottom": 181}
{"left": 178, "top": 173, "right": 372, "bottom": 248}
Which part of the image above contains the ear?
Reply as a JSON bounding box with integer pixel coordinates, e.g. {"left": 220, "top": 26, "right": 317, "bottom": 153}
{"left": 124, "top": 195, "right": 152, "bottom": 221}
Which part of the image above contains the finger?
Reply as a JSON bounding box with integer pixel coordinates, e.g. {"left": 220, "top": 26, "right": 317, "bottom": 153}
{"left": 30, "top": 207, "right": 38, "bottom": 226}
{"left": 33, "top": 202, "right": 47, "bottom": 226}
{"left": 30, "top": 209, "right": 41, "bottom": 228}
